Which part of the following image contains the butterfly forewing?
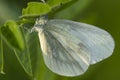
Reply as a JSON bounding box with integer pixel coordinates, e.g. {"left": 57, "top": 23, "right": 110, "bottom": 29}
{"left": 46, "top": 19, "right": 115, "bottom": 64}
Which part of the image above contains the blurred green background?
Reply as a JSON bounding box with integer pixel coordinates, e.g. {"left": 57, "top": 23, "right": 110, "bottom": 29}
{"left": 0, "top": 0, "right": 120, "bottom": 80}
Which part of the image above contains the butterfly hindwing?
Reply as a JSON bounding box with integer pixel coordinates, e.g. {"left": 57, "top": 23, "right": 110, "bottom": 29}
{"left": 38, "top": 26, "right": 90, "bottom": 76}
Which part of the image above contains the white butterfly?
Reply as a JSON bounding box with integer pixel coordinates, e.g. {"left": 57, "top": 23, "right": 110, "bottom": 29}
{"left": 32, "top": 16, "right": 115, "bottom": 76}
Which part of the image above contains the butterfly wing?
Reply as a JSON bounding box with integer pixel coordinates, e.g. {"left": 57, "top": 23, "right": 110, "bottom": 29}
{"left": 37, "top": 19, "right": 114, "bottom": 76}
{"left": 45, "top": 19, "right": 115, "bottom": 64}
{"left": 37, "top": 23, "right": 90, "bottom": 76}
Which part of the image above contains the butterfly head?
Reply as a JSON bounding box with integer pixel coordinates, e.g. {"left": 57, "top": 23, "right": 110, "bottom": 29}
{"left": 31, "top": 15, "right": 48, "bottom": 33}
{"left": 35, "top": 15, "right": 48, "bottom": 27}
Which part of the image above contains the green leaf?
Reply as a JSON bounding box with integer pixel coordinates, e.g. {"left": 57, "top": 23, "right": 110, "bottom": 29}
{"left": 1, "top": 42, "right": 31, "bottom": 80}
{"left": 14, "top": 49, "right": 33, "bottom": 78}
{"left": 13, "top": 30, "right": 33, "bottom": 78}
{"left": 21, "top": 2, "right": 51, "bottom": 18}
{"left": 0, "top": 38, "right": 4, "bottom": 74}
{"left": 47, "top": 0, "right": 72, "bottom": 8}
{"left": 0, "top": 20, "right": 25, "bottom": 51}
{"left": 26, "top": 32, "right": 42, "bottom": 79}
{"left": 27, "top": 32, "right": 56, "bottom": 80}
